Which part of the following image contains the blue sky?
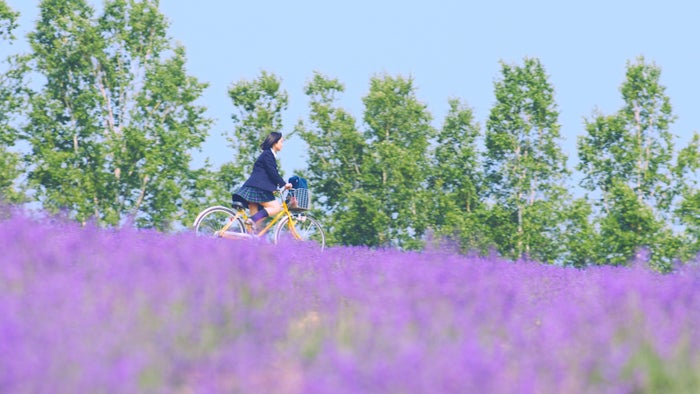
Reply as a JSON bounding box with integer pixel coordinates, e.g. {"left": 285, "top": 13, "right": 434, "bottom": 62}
{"left": 8, "top": 1, "right": 700, "bottom": 182}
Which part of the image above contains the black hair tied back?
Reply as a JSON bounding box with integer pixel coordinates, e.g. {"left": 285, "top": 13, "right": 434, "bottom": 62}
{"left": 261, "top": 132, "right": 283, "bottom": 150}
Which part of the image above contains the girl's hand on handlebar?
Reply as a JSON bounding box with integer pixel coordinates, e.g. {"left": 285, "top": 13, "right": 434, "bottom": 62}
{"left": 284, "top": 183, "right": 293, "bottom": 190}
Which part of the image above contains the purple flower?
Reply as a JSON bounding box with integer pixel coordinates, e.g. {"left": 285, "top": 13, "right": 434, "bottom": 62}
{"left": 1, "top": 211, "right": 700, "bottom": 392}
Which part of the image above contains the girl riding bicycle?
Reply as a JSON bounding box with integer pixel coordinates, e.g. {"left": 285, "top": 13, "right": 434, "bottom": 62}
{"left": 233, "top": 132, "right": 292, "bottom": 230}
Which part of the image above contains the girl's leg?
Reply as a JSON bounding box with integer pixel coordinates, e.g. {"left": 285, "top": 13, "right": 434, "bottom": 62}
{"left": 260, "top": 200, "right": 282, "bottom": 217}
{"left": 248, "top": 203, "right": 259, "bottom": 217}
{"left": 250, "top": 200, "right": 281, "bottom": 225}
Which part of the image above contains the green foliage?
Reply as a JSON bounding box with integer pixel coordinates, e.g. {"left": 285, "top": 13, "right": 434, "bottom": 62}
{"left": 674, "top": 132, "right": 700, "bottom": 258}
{"left": 0, "top": 0, "right": 18, "bottom": 40}
{"left": 677, "top": 190, "right": 700, "bottom": 259}
{"left": 19, "top": 0, "right": 211, "bottom": 229}
{"left": 578, "top": 113, "right": 631, "bottom": 194}
{"left": 0, "top": 148, "right": 23, "bottom": 204}
{"left": 0, "top": 2, "right": 27, "bottom": 204}
{"left": 596, "top": 182, "right": 661, "bottom": 266}
{"left": 618, "top": 57, "right": 676, "bottom": 211}
{"left": 560, "top": 198, "right": 597, "bottom": 268}
{"left": 578, "top": 57, "right": 686, "bottom": 269}
{"left": 299, "top": 72, "right": 434, "bottom": 249}
{"left": 359, "top": 74, "right": 435, "bottom": 249}
{"left": 297, "top": 72, "right": 364, "bottom": 206}
{"left": 427, "top": 98, "right": 490, "bottom": 253}
{"left": 224, "top": 70, "right": 288, "bottom": 190}
{"left": 332, "top": 190, "right": 388, "bottom": 246}
{"left": 296, "top": 72, "right": 366, "bottom": 244}
{"left": 483, "top": 57, "right": 571, "bottom": 262}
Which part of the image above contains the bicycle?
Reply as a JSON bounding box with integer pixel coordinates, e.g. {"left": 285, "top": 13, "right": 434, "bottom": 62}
{"left": 192, "top": 188, "right": 326, "bottom": 250}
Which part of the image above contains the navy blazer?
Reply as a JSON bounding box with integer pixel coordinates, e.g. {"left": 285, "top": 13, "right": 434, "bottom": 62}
{"left": 242, "top": 149, "right": 286, "bottom": 192}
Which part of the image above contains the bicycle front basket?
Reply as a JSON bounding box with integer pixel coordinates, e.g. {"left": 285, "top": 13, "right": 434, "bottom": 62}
{"left": 289, "top": 188, "right": 311, "bottom": 210}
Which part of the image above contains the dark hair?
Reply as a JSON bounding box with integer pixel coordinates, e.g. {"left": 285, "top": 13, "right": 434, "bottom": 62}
{"left": 260, "top": 132, "right": 283, "bottom": 150}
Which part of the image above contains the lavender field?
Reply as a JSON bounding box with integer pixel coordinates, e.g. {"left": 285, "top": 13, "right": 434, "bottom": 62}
{"left": 2, "top": 211, "right": 700, "bottom": 393}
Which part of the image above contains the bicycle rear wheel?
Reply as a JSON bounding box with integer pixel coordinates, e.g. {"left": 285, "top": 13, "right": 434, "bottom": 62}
{"left": 193, "top": 206, "right": 246, "bottom": 238}
{"left": 274, "top": 213, "right": 326, "bottom": 250}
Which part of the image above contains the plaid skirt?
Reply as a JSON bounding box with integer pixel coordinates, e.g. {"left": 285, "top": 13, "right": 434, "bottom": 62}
{"left": 234, "top": 185, "right": 275, "bottom": 203}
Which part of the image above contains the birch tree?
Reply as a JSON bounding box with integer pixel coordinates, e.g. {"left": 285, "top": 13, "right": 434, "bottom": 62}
{"left": 484, "top": 57, "right": 570, "bottom": 262}
{"left": 578, "top": 57, "right": 681, "bottom": 269}
{"left": 427, "top": 98, "right": 487, "bottom": 252}
{"left": 360, "top": 74, "right": 435, "bottom": 249}
{"left": 20, "top": 0, "right": 211, "bottom": 229}
{"left": 296, "top": 72, "right": 365, "bottom": 245}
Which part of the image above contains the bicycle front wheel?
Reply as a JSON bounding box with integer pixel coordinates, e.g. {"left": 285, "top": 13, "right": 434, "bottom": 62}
{"left": 274, "top": 213, "right": 326, "bottom": 250}
{"left": 193, "top": 206, "right": 245, "bottom": 238}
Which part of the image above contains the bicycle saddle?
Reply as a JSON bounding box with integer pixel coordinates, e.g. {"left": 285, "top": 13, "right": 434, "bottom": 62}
{"left": 231, "top": 193, "right": 249, "bottom": 211}
{"left": 231, "top": 201, "right": 246, "bottom": 211}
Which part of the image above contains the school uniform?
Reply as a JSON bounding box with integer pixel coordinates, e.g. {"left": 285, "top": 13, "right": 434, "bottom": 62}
{"left": 234, "top": 149, "right": 285, "bottom": 204}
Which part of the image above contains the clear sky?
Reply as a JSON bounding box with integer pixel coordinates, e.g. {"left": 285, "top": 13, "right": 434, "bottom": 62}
{"left": 8, "top": 1, "right": 700, "bottom": 183}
